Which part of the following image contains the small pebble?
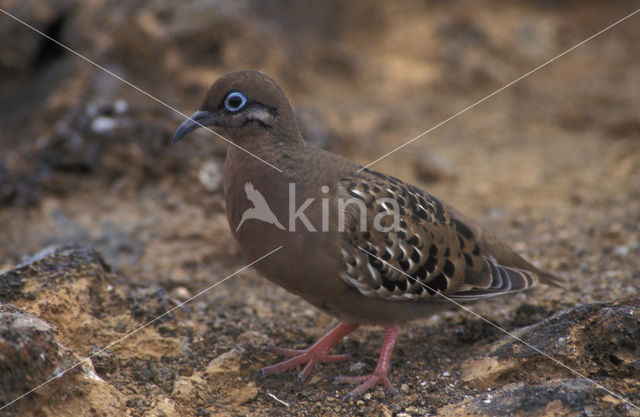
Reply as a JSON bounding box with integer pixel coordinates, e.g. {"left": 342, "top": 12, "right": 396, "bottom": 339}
{"left": 170, "top": 286, "right": 191, "bottom": 301}
{"left": 171, "top": 377, "right": 198, "bottom": 402}
{"left": 114, "top": 98, "right": 129, "bottom": 114}
{"left": 613, "top": 245, "right": 629, "bottom": 257}
{"left": 413, "top": 152, "right": 457, "bottom": 182}
{"left": 91, "top": 116, "right": 117, "bottom": 133}
{"left": 198, "top": 160, "right": 223, "bottom": 192}
{"left": 404, "top": 406, "right": 422, "bottom": 414}
{"left": 349, "top": 361, "right": 366, "bottom": 372}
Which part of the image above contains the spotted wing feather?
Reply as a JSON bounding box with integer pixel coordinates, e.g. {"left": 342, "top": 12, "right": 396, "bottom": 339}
{"left": 337, "top": 168, "right": 559, "bottom": 302}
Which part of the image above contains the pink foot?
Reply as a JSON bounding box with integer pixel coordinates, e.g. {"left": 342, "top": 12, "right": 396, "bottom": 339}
{"left": 258, "top": 323, "right": 359, "bottom": 384}
{"left": 335, "top": 326, "right": 400, "bottom": 398}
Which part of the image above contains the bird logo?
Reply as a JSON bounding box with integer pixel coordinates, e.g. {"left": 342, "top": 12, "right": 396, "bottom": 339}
{"left": 236, "top": 182, "right": 285, "bottom": 232}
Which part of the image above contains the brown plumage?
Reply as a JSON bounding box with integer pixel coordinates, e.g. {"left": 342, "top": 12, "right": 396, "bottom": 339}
{"left": 172, "top": 70, "right": 563, "bottom": 397}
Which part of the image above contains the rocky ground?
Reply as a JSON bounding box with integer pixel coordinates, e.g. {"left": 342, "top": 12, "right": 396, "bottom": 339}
{"left": 1, "top": 1, "right": 639, "bottom": 416}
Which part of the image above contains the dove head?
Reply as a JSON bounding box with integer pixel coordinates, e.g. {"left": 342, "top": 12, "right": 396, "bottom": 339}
{"left": 172, "top": 71, "right": 303, "bottom": 147}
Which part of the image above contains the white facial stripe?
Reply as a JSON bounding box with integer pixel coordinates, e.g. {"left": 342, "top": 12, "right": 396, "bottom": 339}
{"left": 247, "top": 107, "right": 273, "bottom": 123}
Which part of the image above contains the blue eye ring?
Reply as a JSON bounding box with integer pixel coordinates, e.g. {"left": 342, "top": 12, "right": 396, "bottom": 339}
{"left": 224, "top": 91, "right": 247, "bottom": 112}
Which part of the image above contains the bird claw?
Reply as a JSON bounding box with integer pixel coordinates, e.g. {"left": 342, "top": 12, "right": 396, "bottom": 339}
{"left": 335, "top": 371, "right": 399, "bottom": 398}
{"left": 267, "top": 344, "right": 307, "bottom": 358}
{"left": 258, "top": 344, "right": 351, "bottom": 384}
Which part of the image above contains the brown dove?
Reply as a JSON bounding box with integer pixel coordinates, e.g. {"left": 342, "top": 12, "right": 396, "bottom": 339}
{"left": 172, "top": 70, "right": 562, "bottom": 397}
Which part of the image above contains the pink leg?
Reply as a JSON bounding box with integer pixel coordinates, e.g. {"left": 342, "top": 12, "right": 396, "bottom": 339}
{"left": 335, "top": 325, "right": 400, "bottom": 397}
{"left": 258, "top": 322, "right": 360, "bottom": 384}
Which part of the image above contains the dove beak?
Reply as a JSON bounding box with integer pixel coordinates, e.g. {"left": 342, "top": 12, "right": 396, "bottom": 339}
{"left": 172, "top": 110, "right": 216, "bottom": 144}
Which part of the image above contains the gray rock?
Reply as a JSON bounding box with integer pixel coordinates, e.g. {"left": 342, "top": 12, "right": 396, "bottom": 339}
{"left": 440, "top": 379, "right": 636, "bottom": 417}
{"left": 0, "top": 304, "right": 61, "bottom": 404}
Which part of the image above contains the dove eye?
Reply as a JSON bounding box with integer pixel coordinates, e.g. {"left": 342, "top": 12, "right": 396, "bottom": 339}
{"left": 224, "top": 92, "right": 247, "bottom": 112}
